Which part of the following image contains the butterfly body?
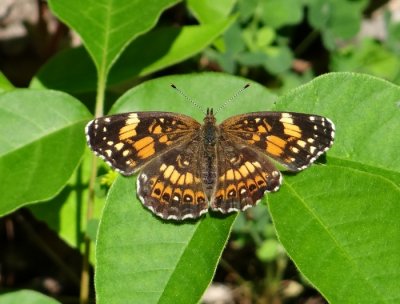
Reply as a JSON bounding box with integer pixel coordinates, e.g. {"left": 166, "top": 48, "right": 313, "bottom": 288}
{"left": 86, "top": 109, "right": 335, "bottom": 220}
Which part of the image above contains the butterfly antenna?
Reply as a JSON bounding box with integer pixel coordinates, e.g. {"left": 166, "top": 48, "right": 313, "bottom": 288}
{"left": 214, "top": 84, "right": 250, "bottom": 114}
{"left": 171, "top": 84, "right": 206, "bottom": 114}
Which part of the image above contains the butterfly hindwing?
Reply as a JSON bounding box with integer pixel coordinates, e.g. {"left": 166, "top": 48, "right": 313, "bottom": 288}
{"left": 137, "top": 138, "right": 208, "bottom": 220}
{"left": 211, "top": 137, "right": 282, "bottom": 213}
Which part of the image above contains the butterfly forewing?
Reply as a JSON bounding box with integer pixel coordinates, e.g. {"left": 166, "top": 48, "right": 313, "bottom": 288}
{"left": 220, "top": 112, "right": 335, "bottom": 171}
{"left": 86, "top": 112, "right": 201, "bottom": 175}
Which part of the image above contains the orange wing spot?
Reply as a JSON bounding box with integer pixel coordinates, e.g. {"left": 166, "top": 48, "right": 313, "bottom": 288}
{"left": 185, "top": 172, "right": 194, "bottom": 184}
{"left": 244, "top": 161, "right": 256, "bottom": 173}
{"left": 159, "top": 135, "right": 169, "bottom": 143}
{"left": 152, "top": 182, "right": 165, "bottom": 198}
{"left": 161, "top": 185, "right": 173, "bottom": 202}
{"left": 252, "top": 133, "right": 261, "bottom": 141}
{"left": 163, "top": 165, "right": 175, "bottom": 179}
{"left": 283, "top": 123, "right": 302, "bottom": 138}
{"left": 246, "top": 179, "right": 257, "bottom": 193}
{"left": 257, "top": 125, "right": 267, "bottom": 133}
{"left": 266, "top": 135, "right": 286, "bottom": 157}
{"left": 215, "top": 189, "right": 225, "bottom": 200}
{"left": 263, "top": 119, "right": 272, "bottom": 132}
{"left": 169, "top": 170, "right": 180, "bottom": 184}
{"left": 153, "top": 125, "right": 162, "bottom": 134}
{"left": 137, "top": 142, "right": 155, "bottom": 159}
{"left": 177, "top": 174, "right": 185, "bottom": 185}
{"left": 226, "top": 169, "right": 235, "bottom": 180}
{"left": 119, "top": 124, "right": 138, "bottom": 140}
{"left": 254, "top": 174, "right": 266, "bottom": 186}
{"left": 226, "top": 184, "right": 237, "bottom": 197}
{"left": 239, "top": 164, "right": 250, "bottom": 177}
{"left": 159, "top": 163, "right": 167, "bottom": 171}
{"left": 133, "top": 136, "right": 154, "bottom": 151}
{"left": 195, "top": 191, "right": 206, "bottom": 204}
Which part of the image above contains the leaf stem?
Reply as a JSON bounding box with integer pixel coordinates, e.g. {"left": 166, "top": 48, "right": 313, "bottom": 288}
{"left": 80, "top": 71, "right": 106, "bottom": 304}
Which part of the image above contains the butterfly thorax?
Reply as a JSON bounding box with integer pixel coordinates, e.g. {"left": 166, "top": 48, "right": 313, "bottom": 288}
{"left": 203, "top": 108, "right": 218, "bottom": 145}
{"left": 201, "top": 108, "right": 219, "bottom": 198}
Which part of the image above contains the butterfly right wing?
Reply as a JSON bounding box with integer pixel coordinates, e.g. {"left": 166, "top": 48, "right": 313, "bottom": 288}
{"left": 85, "top": 112, "right": 201, "bottom": 175}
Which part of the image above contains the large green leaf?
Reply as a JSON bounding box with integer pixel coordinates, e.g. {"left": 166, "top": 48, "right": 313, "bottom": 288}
{"left": 29, "top": 150, "right": 106, "bottom": 259}
{"left": 0, "top": 90, "right": 91, "bottom": 216}
{"left": 0, "top": 290, "right": 60, "bottom": 304}
{"left": 270, "top": 73, "right": 400, "bottom": 302}
{"left": 48, "top": 0, "right": 179, "bottom": 76}
{"left": 95, "top": 73, "right": 277, "bottom": 303}
{"left": 30, "top": 21, "right": 234, "bottom": 93}
{"left": 96, "top": 176, "right": 235, "bottom": 303}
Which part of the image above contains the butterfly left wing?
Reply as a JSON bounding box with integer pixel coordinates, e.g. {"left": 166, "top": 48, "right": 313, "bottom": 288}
{"left": 137, "top": 137, "right": 208, "bottom": 220}
{"left": 86, "top": 112, "right": 201, "bottom": 175}
{"left": 220, "top": 112, "right": 335, "bottom": 171}
{"left": 211, "top": 137, "right": 282, "bottom": 213}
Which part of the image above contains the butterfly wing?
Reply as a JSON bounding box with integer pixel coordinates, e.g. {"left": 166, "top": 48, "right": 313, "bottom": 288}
{"left": 211, "top": 136, "right": 282, "bottom": 213}
{"left": 220, "top": 112, "right": 335, "bottom": 171}
{"left": 136, "top": 137, "right": 208, "bottom": 220}
{"left": 86, "top": 112, "right": 201, "bottom": 175}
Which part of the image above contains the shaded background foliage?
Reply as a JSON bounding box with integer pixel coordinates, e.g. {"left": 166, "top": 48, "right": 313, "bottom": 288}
{"left": 0, "top": 0, "right": 399, "bottom": 304}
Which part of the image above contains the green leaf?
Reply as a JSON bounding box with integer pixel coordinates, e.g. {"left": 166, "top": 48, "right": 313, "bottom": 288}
{"left": 29, "top": 151, "right": 105, "bottom": 259}
{"left": 0, "top": 290, "right": 61, "bottom": 304}
{"left": 0, "top": 90, "right": 91, "bottom": 216}
{"left": 263, "top": 45, "right": 293, "bottom": 74}
{"left": 31, "top": 21, "right": 234, "bottom": 93}
{"left": 48, "top": 0, "right": 180, "bottom": 76}
{"left": 187, "top": 0, "right": 236, "bottom": 24}
{"left": 307, "top": 0, "right": 368, "bottom": 49}
{"left": 260, "top": 0, "right": 303, "bottom": 28}
{"left": 96, "top": 176, "right": 235, "bottom": 303}
{"left": 95, "top": 73, "right": 277, "bottom": 303}
{"left": 0, "top": 72, "right": 14, "bottom": 93}
{"left": 269, "top": 167, "right": 400, "bottom": 303}
{"left": 109, "top": 20, "right": 235, "bottom": 86}
{"left": 331, "top": 39, "right": 400, "bottom": 81}
{"left": 110, "top": 73, "right": 277, "bottom": 119}
{"left": 269, "top": 72, "right": 400, "bottom": 302}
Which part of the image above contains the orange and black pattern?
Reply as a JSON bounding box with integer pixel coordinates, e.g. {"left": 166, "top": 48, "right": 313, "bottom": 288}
{"left": 86, "top": 109, "right": 335, "bottom": 220}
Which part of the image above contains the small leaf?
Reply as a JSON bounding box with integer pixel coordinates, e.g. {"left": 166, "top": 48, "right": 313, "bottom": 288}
{"left": 0, "top": 90, "right": 91, "bottom": 216}
{"left": 188, "top": 0, "right": 236, "bottom": 24}
{"left": 260, "top": 0, "right": 303, "bottom": 28}
{"left": 0, "top": 72, "right": 14, "bottom": 93}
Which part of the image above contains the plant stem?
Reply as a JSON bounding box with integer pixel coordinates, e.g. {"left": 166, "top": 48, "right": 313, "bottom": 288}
{"left": 79, "top": 71, "right": 106, "bottom": 304}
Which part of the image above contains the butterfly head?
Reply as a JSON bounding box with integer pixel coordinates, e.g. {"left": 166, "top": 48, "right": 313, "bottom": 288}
{"left": 205, "top": 108, "right": 216, "bottom": 122}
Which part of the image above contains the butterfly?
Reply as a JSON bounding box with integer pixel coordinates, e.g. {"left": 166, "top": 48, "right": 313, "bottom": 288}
{"left": 86, "top": 105, "right": 335, "bottom": 220}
